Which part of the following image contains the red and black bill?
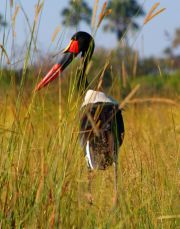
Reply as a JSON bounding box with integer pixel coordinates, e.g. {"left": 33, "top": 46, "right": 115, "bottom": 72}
{"left": 35, "top": 39, "right": 79, "bottom": 91}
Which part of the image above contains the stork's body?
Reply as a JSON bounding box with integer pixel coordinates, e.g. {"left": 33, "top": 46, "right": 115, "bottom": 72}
{"left": 79, "top": 90, "right": 124, "bottom": 199}
{"left": 35, "top": 31, "right": 125, "bottom": 202}
{"left": 80, "top": 90, "right": 124, "bottom": 170}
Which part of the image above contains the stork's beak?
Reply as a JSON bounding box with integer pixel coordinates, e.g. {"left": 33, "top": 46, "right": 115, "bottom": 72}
{"left": 35, "top": 49, "right": 76, "bottom": 92}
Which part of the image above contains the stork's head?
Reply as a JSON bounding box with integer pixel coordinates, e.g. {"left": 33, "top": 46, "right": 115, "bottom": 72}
{"left": 35, "top": 31, "right": 95, "bottom": 91}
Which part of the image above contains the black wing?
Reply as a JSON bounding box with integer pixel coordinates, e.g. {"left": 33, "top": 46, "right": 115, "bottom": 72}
{"left": 79, "top": 103, "right": 124, "bottom": 170}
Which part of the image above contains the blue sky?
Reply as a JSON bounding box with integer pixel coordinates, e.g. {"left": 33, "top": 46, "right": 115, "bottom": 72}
{"left": 1, "top": 0, "right": 179, "bottom": 60}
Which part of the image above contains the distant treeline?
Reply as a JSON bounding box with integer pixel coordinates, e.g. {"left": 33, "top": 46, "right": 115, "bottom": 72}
{"left": 0, "top": 48, "right": 179, "bottom": 98}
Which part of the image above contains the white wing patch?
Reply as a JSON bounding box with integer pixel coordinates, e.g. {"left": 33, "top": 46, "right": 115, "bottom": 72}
{"left": 81, "top": 90, "right": 118, "bottom": 107}
{"left": 85, "top": 140, "right": 94, "bottom": 169}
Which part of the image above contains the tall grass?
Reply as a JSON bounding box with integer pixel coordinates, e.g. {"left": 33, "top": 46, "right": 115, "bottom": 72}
{"left": 0, "top": 86, "right": 179, "bottom": 228}
{"left": 0, "top": 1, "right": 179, "bottom": 228}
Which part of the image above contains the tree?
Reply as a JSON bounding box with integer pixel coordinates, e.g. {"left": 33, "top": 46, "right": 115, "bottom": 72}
{"left": 164, "top": 27, "right": 180, "bottom": 57}
{"left": 61, "top": 0, "right": 92, "bottom": 28}
{"left": 104, "top": 0, "right": 144, "bottom": 41}
{"left": 173, "top": 28, "right": 180, "bottom": 48}
{"left": 0, "top": 14, "right": 7, "bottom": 29}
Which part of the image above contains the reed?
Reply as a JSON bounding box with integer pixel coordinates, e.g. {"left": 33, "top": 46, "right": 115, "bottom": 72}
{"left": 12, "top": 5, "right": 20, "bottom": 37}
{"left": 97, "top": 1, "right": 112, "bottom": 29}
{"left": 127, "top": 97, "right": 178, "bottom": 106}
{"left": 91, "top": 0, "right": 99, "bottom": 33}
{"left": 51, "top": 25, "right": 61, "bottom": 43}
{"left": 132, "top": 51, "right": 138, "bottom": 78}
{"left": 144, "top": 2, "right": 166, "bottom": 25}
{"left": 121, "top": 61, "right": 127, "bottom": 88}
{"left": 0, "top": 44, "right": 10, "bottom": 64}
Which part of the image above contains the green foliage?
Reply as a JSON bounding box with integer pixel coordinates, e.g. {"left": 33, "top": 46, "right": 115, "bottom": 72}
{"left": 104, "top": 0, "right": 145, "bottom": 41}
{"left": 131, "top": 72, "right": 180, "bottom": 97}
{"left": 61, "top": 0, "right": 92, "bottom": 28}
{"left": 0, "top": 60, "right": 179, "bottom": 99}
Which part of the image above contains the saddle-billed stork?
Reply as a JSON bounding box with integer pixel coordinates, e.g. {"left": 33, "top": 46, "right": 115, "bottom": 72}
{"left": 35, "top": 31, "right": 124, "bottom": 201}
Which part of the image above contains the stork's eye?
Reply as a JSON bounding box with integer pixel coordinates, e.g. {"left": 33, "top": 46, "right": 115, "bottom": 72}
{"left": 63, "top": 40, "right": 79, "bottom": 54}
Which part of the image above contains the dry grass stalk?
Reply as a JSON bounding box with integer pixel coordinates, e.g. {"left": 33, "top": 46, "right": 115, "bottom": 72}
{"left": 97, "top": 1, "right": 112, "bottom": 29}
{"left": 105, "top": 9, "right": 112, "bottom": 17}
{"left": 122, "top": 61, "right": 127, "bottom": 87}
{"left": 156, "top": 62, "right": 162, "bottom": 77}
{"left": 87, "top": 112, "right": 100, "bottom": 137}
{"left": 97, "top": 1, "right": 107, "bottom": 28}
{"left": 85, "top": 60, "right": 93, "bottom": 75}
{"left": 35, "top": 2, "right": 44, "bottom": 24}
{"left": 35, "top": 150, "right": 44, "bottom": 203}
{"left": 127, "top": 98, "right": 177, "bottom": 106}
{"left": 132, "top": 51, "right": 138, "bottom": 78}
{"left": 94, "top": 105, "right": 101, "bottom": 121}
{"left": 12, "top": 5, "right": 20, "bottom": 37}
{"left": 49, "top": 207, "right": 56, "bottom": 228}
{"left": 119, "top": 84, "right": 140, "bottom": 109}
{"left": 51, "top": 25, "right": 61, "bottom": 42}
{"left": 144, "top": 2, "right": 166, "bottom": 25}
{"left": 97, "top": 61, "right": 110, "bottom": 90}
{"left": 144, "top": 2, "right": 160, "bottom": 24}
{"left": 0, "top": 44, "right": 11, "bottom": 64}
{"left": 147, "top": 8, "right": 166, "bottom": 23}
{"left": 157, "top": 215, "right": 180, "bottom": 220}
{"left": 12, "top": 5, "right": 20, "bottom": 23}
{"left": 91, "top": 0, "right": 99, "bottom": 31}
